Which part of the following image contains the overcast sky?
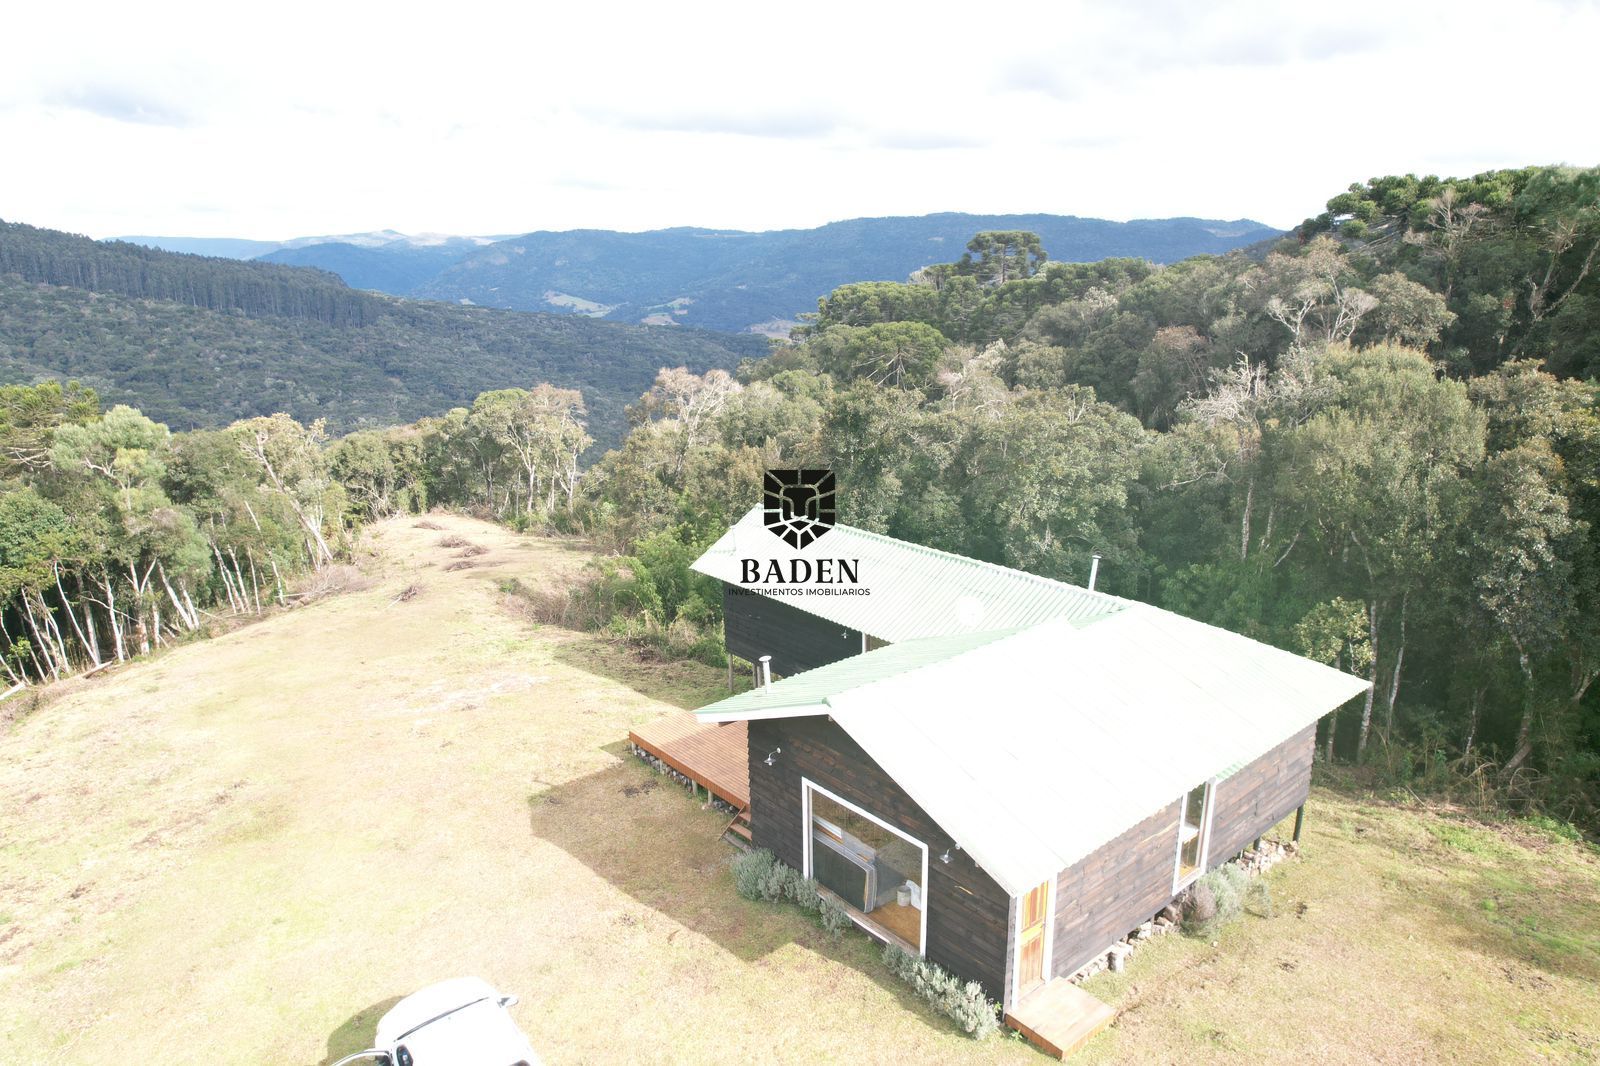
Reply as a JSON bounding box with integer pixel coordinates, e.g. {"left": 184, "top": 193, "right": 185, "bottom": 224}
{"left": 3, "top": 0, "right": 1595, "bottom": 240}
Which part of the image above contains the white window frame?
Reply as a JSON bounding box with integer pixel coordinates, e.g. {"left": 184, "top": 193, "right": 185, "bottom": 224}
{"left": 1010, "top": 876, "right": 1056, "bottom": 999}
{"left": 801, "top": 776, "right": 929, "bottom": 956}
{"left": 1172, "top": 779, "right": 1217, "bottom": 893}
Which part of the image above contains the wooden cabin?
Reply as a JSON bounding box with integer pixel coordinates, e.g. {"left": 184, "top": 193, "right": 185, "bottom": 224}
{"left": 688, "top": 508, "right": 1369, "bottom": 1044}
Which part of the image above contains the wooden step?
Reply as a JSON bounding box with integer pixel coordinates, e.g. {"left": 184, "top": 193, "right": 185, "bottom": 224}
{"left": 722, "top": 806, "right": 753, "bottom": 846}
{"left": 1005, "top": 981, "right": 1116, "bottom": 1059}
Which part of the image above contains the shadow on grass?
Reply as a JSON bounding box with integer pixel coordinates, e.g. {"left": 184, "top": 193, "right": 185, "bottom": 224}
{"left": 550, "top": 639, "right": 729, "bottom": 711}
{"left": 523, "top": 756, "right": 949, "bottom": 1026}
{"left": 313, "top": 995, "right": 401, "bottom": 1066}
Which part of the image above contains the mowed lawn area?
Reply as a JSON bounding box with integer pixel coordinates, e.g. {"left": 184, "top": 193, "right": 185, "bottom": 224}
{"left": 1, "top": 515, "right": 1597, "bottom": 1064}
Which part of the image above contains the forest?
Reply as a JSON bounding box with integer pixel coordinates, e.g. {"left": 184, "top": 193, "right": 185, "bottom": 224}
{"left": 1, "top": 165, "right": 1595, "bottom": 828}
{"left": 0, "top": 221, "right": 767, "bottom": 447}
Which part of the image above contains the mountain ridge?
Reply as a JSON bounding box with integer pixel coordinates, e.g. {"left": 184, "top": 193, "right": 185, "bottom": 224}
{"left": 120, "top": 212, "right": 1283, "bottom": 334}
{"left": 0, "top": 219, "right": 766, "bottom": 450}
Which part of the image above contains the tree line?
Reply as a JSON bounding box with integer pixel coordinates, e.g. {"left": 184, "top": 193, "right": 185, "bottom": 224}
{"left": 547, "top": 167, "right": 1599, "bottom": 825}
{"left": 3, "top": 165, "right": 1595, "bottom": 828}
{"left": 0, "top": 220, "right": 380, "bottom": 326}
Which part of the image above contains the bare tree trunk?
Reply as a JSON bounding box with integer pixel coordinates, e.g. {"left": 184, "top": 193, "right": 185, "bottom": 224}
{"left": 157, "top": 561, "right": 199, "bottom": 631}
{"left": 227, "top": 550, "right": 251, "bottom": 611}
{"left": 1504, "top": 642, "right": 1537, "bottom": 773}
{"left": 21, "top": 592, "right": 62, "bottom": 680}
{"left": 1325, "top": 707, "right": 1338, "bottom": 762}
{"left": 0, "top": 616, "right": 30, "bottom": 685}
{"left": 81, "top": 600, "right": 102, "bottom": 667}
{"left": 1358, "top": 600, "right": 1379, "bottom": 757}
{"left": 36, "top": 590, "right": 72, "bottom": 673}
{"left": 1383, "top": 593, "right": 1408, "bottom": 744}
{"left": 1239, "top": 476, "right": 1254, "bottom": 561}
{"left": 151, "top": 603, "right": 163, "bottom": 648}
{"left": 55, "top": 564, "right": 98, "bottom": 666}
{"left": 1463, "top": 686, "right": 1483, "bottom": 756}
{"left": 212, "top": 542, "right": 243, "bottom": 613}
{"left": 246, "top": 550, "right": 264, "bottom": 614}
{"left": 100, "top": 577, "right": 126, "bottom": 662}
{"left": 180, "top": 581, "right": 201, "bottom": 627}
{"left": 269, "top": 557, "right": 287, "bottom": 606}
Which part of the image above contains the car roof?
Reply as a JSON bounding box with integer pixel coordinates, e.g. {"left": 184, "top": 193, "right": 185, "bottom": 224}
{"left": 393, "top": 998, "right": 536, "bottom": 1065}
{"left": 375, "top": 977, "right": 501, "bottom": 1045}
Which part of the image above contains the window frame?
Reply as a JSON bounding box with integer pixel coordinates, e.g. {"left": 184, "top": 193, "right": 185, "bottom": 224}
{"left": 1171, "top": 779, "right": 1217, "bottom": 893}
{"left": 801, "top": 776, "right": 929, "bottom": 955}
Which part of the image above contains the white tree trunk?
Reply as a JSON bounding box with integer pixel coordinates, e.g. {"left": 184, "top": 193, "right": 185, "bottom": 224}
{"left": 100, "top": 577, "right": 127, "bottom": 662}
{"left": 1357, "top": 600, "right": 1379, "bottom": 757}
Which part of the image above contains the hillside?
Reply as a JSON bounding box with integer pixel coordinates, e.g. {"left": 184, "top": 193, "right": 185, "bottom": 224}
{"left": 1, "top": 518, "right": 1594, "bottom": 1064}
{"left": 130, "top": 213, "right": 1283, "bottom": 335}
{"left": 0, "top": 221, "right": 766, "bottom": 448}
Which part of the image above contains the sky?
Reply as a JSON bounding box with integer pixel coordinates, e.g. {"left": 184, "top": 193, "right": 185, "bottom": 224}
{"left": 2, "top": 0, "right": 1595, "bottom": 240}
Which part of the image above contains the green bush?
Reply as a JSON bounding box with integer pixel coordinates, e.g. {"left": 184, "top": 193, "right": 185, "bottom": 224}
{"left": 757, "top": 859, "right": 791, "bottom": 903}
{"left": 881, "top": 944, "right": 1000, "bottom": 1040}
{"left": 819, "top": 896, "right": 851, "bottom": 939}
{"left": 732, "top": 849, "right": 849, "bottom": 939}
{"left": 1182, "top": 863, "right": 1254, "bottom": 939}
{"left": 732, "top": 848, "right": 776, "bottom": 901}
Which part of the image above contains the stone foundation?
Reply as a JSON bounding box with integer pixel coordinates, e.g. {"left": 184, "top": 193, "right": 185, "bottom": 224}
{"left": 1066, "top": 837, "right": 1296, "bottom": 982}
{"left": 628, "top": 742, "right": 740, "bottom": 815}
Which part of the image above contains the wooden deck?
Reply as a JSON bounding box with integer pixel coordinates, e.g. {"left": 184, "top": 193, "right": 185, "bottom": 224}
{"left": 1005, "top": 981, "right": 1116, "bottom": 1059}
{"left": 629, "top": 713, "right": 750, "bottom": 810}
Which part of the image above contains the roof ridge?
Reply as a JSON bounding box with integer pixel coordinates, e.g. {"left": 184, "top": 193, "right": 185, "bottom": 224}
{"left": 693, "top": 625, "right": 1034, "bottom": 720}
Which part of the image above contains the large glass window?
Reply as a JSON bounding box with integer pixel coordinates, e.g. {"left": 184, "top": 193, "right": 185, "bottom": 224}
{"left": 806, "top": 785, "right": 925, "bottom": 951}
{"left": 1175, "top": 781, "right": 1211, "bottom": 887}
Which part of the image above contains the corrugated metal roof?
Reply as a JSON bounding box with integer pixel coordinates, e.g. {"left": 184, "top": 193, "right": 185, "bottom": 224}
{"left": 698, "top": 607, "right": 1370, "bottom": 896}
{"left": 692, "top": 507, "right": 1124, "bottom": 642}
{"left": 692, "top": 628, "right": 1025, "bottom": 721}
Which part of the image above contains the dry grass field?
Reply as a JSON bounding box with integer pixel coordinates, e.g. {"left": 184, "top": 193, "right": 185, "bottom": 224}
{"left": 1, "top": 515, "right": 1597, "bottom": 1064}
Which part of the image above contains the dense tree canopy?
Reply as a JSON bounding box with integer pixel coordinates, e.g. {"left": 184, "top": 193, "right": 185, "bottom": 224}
{"left": 1, "top": 165, "right": 1596, "bottom": 829}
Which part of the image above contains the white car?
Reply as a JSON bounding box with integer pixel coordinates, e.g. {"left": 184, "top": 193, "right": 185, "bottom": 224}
{"left": 333, "top": 977, "right": 541, "bottom": 1066}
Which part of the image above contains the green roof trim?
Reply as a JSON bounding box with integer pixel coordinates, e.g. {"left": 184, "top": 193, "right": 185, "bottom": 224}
{"left": 695, "top": 627, "right": 1025, "bottom": 720}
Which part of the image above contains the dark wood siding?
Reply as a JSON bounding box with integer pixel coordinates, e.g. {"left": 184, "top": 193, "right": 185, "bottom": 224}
{"left": 748, "top": 716, "right": 1011, "bottom": 1002}
{"left": 1207, "top": 725, "right": 1315, "bottom": 863}
{"left": 1049, "top": 725, "right": 1317, "bottom": 980}
{"left": 723, "top": 584, "right": 861, "bottom": 677}
{"left": 1050, "top": 801, "right": 1181, "bottom": 980}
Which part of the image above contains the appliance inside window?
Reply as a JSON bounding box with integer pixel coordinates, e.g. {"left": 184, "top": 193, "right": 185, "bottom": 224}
{"left": 809, "top": 788, "right": 924, "bottom": 950}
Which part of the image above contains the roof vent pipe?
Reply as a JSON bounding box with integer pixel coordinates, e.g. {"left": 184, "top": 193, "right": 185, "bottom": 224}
{"left": 1088, "top": 553, "right": 1102, "bottom": 592}
{"left": 759, "top": 655, "right": 773, "bottom": 694}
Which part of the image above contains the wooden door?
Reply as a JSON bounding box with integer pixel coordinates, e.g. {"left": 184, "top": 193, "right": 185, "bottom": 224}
{"left": 1017, "top": 880, "right": 1050, "bottom": 993}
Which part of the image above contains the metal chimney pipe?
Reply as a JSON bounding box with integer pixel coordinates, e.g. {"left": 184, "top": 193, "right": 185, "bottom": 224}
{"left": 759, "top": 654, "right": 773, "bottom": 693}
{"left": 1088, "top": 553, "right": 1102, "bottom": 591}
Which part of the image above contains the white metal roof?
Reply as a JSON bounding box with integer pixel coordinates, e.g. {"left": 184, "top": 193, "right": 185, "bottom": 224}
{"left": 693, "top": 628, "right": 1023, "bottom": 720}
{"left": 692, "top": 506, "right": 1125, "bottom": 642}
{"left": 698, "top": 608, "right": 1370, "bottom": 896}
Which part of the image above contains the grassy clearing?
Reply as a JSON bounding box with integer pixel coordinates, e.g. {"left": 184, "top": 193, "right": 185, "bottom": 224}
{"left": 1077, "top": 794, "right": 1600, "bottom": 1064}
{"left": 0, "top": 516, "right": 1032, "bottom": 1065}
{"left": 1, "top": 515, "right": 1596, "bottom": 1064}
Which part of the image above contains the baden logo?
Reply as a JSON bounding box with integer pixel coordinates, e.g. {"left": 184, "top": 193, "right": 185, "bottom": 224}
{"left": 763, "top": 469, "right": 836, "bottom": 549}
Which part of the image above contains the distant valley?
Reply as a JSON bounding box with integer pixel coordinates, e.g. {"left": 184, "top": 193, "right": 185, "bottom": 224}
{"left": 0, "top": 220, "right": 765, "bottom": 451}
{"left": 119, "top": 214, "right": 1283, "bottom": 335}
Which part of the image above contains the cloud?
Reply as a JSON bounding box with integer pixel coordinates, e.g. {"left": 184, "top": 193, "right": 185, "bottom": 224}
{"left": 871, "top": 128, "right": 989, "bottom": 151}
{"left": 42, "top": 83, "right": 195, "bottom": 127}
{"left": 596, "top": 106, "right": 842, "bottom": 139}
